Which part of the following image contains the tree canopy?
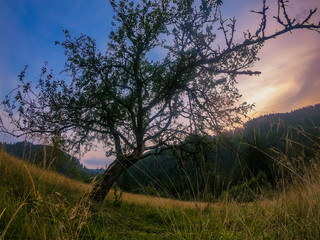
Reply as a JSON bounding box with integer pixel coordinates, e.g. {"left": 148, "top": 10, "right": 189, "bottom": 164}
{"left": 1, "top": 0, "right": 320, "bottom": 201}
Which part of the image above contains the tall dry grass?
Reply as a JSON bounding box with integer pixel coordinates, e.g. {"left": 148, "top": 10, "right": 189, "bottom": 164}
{"left": 1, "top": 126, "right": 320, "bottom": 239}
{"left": 157, "top": 127, "right": 320, "bottom": 239}
{"left": 0, "top": 149, "right": 93, "bottom": 239}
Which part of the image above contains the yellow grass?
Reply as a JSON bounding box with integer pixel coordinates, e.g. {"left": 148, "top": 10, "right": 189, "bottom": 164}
{"left": 1, "top": 149, "right": 320, "bottom": 239}
{"left": 121, "top": 191, "right": 212, "bottom": 209}
{"left": 3, "top": 149, "right": 320, "bottom": 214}
{"left": 0, "top": 150, "right": 90, "bottom": 195}
{"left": 1, "top": 150, "right": 213, "bottom": 209}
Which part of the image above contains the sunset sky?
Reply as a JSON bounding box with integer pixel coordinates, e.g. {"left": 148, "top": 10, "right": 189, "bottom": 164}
{"left": 1, "top": 0, "right": 319, "bottom": 168}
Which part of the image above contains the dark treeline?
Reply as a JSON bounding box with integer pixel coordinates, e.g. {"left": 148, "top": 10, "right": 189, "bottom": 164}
{"left": 0, "top": 141, "right": 96, "bottom": 182}
{"left": 117, "top": 104, "right": 320, "bottom": 201}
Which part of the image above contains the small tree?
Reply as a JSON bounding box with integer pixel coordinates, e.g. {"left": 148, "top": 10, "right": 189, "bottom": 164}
{"left": 1, "top": 0, "right": 320, "bottom": 201}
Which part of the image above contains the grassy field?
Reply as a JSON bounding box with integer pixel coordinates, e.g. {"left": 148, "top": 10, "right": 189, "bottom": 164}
{"left": 1, "top": 149, "right": 320, "bottom": 239}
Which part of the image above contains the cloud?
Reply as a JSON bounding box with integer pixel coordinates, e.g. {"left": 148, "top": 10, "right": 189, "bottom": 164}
{"left": 280, "top": 50, "right": 320, "bottom": 110}
{"left": 218, "top": 0, "right": 320, "bottom": 116}
{"left": 263, "top": 33, "right": 320, "bottom": 112}
{"left": 239, "top": 28, "right": 320, "bottom": 115}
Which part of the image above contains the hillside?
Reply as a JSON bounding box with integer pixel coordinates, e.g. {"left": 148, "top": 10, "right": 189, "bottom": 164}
{"left": 1, "top": 149, "right": 320, "bottom": 239}
{"left": 245, "top": 104, "right": 320, "bottom": 133}
{"left": 117, "top": 104, "right": 320, "bottom": 200}
{"left": 0, "top": 141, "right": 97, "bottom": 182}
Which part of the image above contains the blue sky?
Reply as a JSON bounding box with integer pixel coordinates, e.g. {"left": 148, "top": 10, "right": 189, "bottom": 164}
{"left": 1, "top": 0, "right": 320, "bottom": 168}
{"left": 0, "top": 0, "right": 112, "bottom": 97}
{"left": 0, "top": 0, "right": 114, "bottom": 168}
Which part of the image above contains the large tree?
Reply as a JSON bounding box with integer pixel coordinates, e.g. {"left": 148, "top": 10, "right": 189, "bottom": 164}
{"left": 1, "top": 0, "right": 320, "bottom": 201}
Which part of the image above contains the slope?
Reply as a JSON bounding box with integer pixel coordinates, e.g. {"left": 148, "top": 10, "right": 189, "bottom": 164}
{"left": 1, "top": 149, "right": 320, "bottom": 239}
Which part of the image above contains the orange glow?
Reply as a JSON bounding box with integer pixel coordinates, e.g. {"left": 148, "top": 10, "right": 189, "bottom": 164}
{"left": 239, "top": 30, "right": 320, "bottom": 116}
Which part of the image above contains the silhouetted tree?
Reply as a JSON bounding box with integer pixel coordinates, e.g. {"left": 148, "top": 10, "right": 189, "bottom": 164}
{"left": 1, "top": 0, "right": 320, "bottom": 201}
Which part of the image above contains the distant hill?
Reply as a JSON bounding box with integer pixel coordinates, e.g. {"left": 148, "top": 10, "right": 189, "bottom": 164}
{"left": 0, "top": 141, "right": 97, "bottom": 182}
{"left": 244, "top": 104, "right": 320, "bottom": 136}
{"left": 242, "top": 104, "right": 320, "bottom": 163}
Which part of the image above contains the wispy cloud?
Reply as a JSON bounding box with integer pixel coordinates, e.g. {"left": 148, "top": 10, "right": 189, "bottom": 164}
{"left": 240, "top": 28, "right": 320, "bottom": 115}
{"left": 279, "top": 48, "right": 320, "bottom": 110}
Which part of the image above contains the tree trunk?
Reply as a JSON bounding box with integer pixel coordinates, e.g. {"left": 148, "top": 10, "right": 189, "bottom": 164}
{"left": 89, "top": 156, "right": 136, "bottom": 202}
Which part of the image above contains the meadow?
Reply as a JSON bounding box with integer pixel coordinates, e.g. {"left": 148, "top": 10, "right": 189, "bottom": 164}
{"left": 1, "top": 146, "right": 320, "bottom": 240}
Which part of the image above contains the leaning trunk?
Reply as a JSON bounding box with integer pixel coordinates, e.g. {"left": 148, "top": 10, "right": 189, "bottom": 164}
{"left": 90, "top": 156, "right": 136, "bottom": 202}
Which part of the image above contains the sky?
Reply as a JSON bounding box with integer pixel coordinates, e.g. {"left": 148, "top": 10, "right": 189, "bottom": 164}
{"left": 0, "top": 0, "right": 320, "bottom": 168}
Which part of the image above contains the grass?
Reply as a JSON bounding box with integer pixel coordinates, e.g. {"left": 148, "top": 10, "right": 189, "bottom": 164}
{"left": 0, "top": 150, "right": 91, "bottom": 239}
{"left": 1, "top": 149, "right": 320, "bottom": 239}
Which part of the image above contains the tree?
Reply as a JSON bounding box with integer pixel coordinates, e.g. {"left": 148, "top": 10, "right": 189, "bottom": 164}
{"left": 1, "top": 0, "right": 320, "bottom": 202}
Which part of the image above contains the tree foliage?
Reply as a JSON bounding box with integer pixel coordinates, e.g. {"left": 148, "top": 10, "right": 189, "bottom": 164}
{"left": 1, "top": 0, "right": 320, "bottom": 201}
